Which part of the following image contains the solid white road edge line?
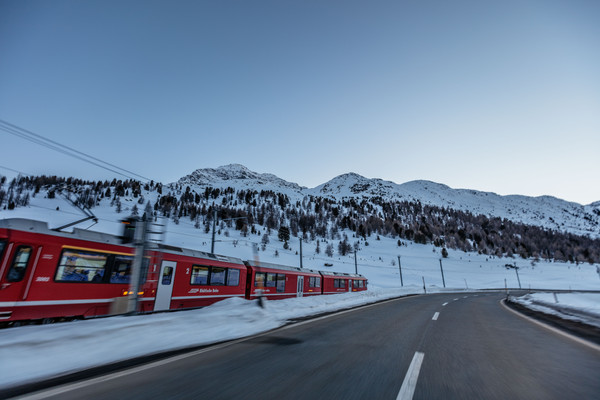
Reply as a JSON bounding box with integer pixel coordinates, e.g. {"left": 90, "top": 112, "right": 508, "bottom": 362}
{"left": 396, "top": 352, "right": 425, "bottom": 400}
{"left": 432, "top": 312, "right": 439, "bottom": 321}
{"left": 15, "top": 295, "right": 414, "bottom": 399}
{"left": 500, "top": 299, "right": 600, "bottom": 353}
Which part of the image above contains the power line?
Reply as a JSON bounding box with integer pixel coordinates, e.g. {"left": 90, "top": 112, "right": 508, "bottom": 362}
{"left": 0, "top": 119, "right": 151, "bottom": 182}
{"left": 0, "top": 164, "right": 34, "bottom": 177}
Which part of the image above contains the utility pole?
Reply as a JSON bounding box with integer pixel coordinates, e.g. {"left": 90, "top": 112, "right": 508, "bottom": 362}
{"left": 422, "top": 276, "right": 427, "bottom": 294}
{"left": 514, "top": 264, "right": 522, "bottom": 289}
{"left": 299, "top": 235, "right": 303, "bottom": 269}
{"left": 506, "top": 263, "right": 522, "bottom": 290}
{"left": 439, "top": 259, "right": 446, "bottom": 288}
{"left": 127, "top": 215, "right": 148, "bottom": 315}
{"left": 210, "top": 209, "right": 217, "bottom": 254}
{"left": 397, "top": 255, "right": 403, "bottom": 286}
{"left": 354, "top": 249, "right": 358, "bottom": 274}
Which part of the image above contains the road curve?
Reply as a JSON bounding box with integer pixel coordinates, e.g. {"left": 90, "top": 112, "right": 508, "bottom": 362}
{"left": 12, "top": 292, "right": 600, "bottom": 400}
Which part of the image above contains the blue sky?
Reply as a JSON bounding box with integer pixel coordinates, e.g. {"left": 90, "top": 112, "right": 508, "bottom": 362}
{"left": 1, "top": 0, "right": 599, "bottom": 204}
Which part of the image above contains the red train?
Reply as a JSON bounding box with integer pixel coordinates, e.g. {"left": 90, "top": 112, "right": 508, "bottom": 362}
{"left": 0, "top": 218, "right": 367, "bottom": 326}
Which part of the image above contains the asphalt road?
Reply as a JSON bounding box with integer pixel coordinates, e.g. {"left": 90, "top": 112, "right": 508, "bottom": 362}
{"left": 13, "top": 292, "right": 600, "bottom": 400}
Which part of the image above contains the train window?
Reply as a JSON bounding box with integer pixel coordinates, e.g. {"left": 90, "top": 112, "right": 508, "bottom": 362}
{"left": 110, "top": 256, "right": 133, "bottom": 284}
{"left": 6, "top": 246, "right": 32, "bottom": 282}
{"left": 340, "top": 279, "right": 345, "bottom": 288}
{"left": 334, "top": 279, "right": 339, "bottom": 288}
{"left": 55, "top": 249, "right": 108, "bottom": 283}
{"left": 276, "top": 274, "right": 285, "bottom": 292}
{"left": 0, "top": 240, "right": 6, "bottom": 260}
{"left": 140, "top": 257, "right": 150, "bottom": 284}
{"left": 308, "top": 276, "right": 321, "bottom": 288}
{"left": 210, "top": 267, "right": 226, "bottom": 285}
{"left": 254, "top": 272, "right": 266, "bottom": 287}
{"left": 265, "top": 273, "right": 276, "bottom": 287}
{"left": 227, "top": 268, "right": 240, "bottom": 286}
{"left": 191, "top": 265, "right": 209, "bottom": 285}
{"left": 191, "top": 265, "right": 237, "bottom": 286}
{"left": 161, "top": 266, "right": 174, "bottom": 285}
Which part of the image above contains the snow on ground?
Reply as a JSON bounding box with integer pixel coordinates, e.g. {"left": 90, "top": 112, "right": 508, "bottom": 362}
{"left": 512, "top": 292, "right": 600, "bottom": 328}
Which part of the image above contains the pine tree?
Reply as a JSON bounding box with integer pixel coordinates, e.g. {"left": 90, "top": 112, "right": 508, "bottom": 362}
{"left": 325, "top": 243, "right": 334, "bottom": 257}
{"left": 278, "top": 225, "right": 290, "bottom": 242}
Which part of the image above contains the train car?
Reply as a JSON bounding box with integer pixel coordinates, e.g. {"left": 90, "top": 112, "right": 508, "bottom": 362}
{"left": 351, "top": 274, "right": 368, "bottom": 292}
{"left": 0, "top": 219, "right": 250, "bottom": 324}
{"left": 151, "top": 245, "right": 247, "bottom": 311}
{"left": 320, "top": 271, "right": 368, "bottom": 295}
{"left": 0, "top": 217, "right": 369, "bottom": 326}
{"left": 243, "top": 260, "right": 322, "bottom": 300}
{"left": 0, "top": 218, "right": 139, "bottom": 324}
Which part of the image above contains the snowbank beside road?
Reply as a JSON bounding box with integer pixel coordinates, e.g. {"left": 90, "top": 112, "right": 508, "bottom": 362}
{"left": 512, "top": 292, "right": 600, "bottom": 328}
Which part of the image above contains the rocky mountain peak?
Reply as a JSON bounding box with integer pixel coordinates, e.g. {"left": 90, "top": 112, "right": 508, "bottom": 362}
{"left": 177, "top": 164, "right": 305, "bottom": 192}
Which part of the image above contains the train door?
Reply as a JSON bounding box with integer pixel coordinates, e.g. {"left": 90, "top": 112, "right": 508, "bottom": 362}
{"left": 154, "top": 260, "right": 176, "bottom": 311}
{"left": 297, "top": 276, "right": 304, "bottom": 297}
{"left": 0, "top": 243, "right": 41, "bottom": 301}
{"left": 348, "top": 279, "right": 353, "bottom": 292}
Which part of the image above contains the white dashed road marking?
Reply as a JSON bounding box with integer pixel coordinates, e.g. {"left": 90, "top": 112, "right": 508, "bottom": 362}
{"left": 397, "top": 352, "right": 425, "bottom": 400}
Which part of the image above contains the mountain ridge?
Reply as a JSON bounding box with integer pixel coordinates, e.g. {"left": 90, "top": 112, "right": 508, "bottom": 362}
{"left": 176, "top": 164, "right": 600, "bottom": 238}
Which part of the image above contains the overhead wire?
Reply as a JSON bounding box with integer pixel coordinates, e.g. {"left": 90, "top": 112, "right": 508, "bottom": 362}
{"left": 1, "top": 119, "right": 394, "bottom": 265}
{"left": 0, "top": 119, "right": 151, "bottom": 182}
{"left": 164, "top": 217, "right": 432, "bottom": 271}
{"left": 0, "top": 164, "right": 34, "bottom": 177}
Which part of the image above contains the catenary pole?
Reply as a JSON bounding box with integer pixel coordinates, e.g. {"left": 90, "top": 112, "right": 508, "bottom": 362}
{"left": 127, "top": 216, "right": 147, "bottom": 315}
{"left": 439, "top": 259, "right": 446, "bottom": 288}
{"left": 210, "top": 209, "right": 217, "bottom": 253}
{"left": 515, "top": 265, "right": 522, "bottom": 289}
{"left": 299, "top": 235, "right": 303, "bottom": 269}
{"left": 397, "top": 256, "right": 403, "bottom": 286}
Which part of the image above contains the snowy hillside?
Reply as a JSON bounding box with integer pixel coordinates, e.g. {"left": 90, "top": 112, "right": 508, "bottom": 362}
{"left": 1, "top": 165, "right": 600, "bottom": 277}
{"left": 315, "top": 174, "right": 600, "bottom": 238}
{"left": 0, "top": 170, "right": 599, "bottom": 294}
{"left": 177, "top": 165, "right": 600, "bottom": 238}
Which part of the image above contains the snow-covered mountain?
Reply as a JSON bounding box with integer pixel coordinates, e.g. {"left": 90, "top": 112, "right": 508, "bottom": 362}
{"left": 178, "top": 164, "right": 305, "bottom": 194}
{"left": 311, "top": 172, "right": 600, "bottom": 237}
{"left": 176, "top": 164, "right": 600, "bottom": 238}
